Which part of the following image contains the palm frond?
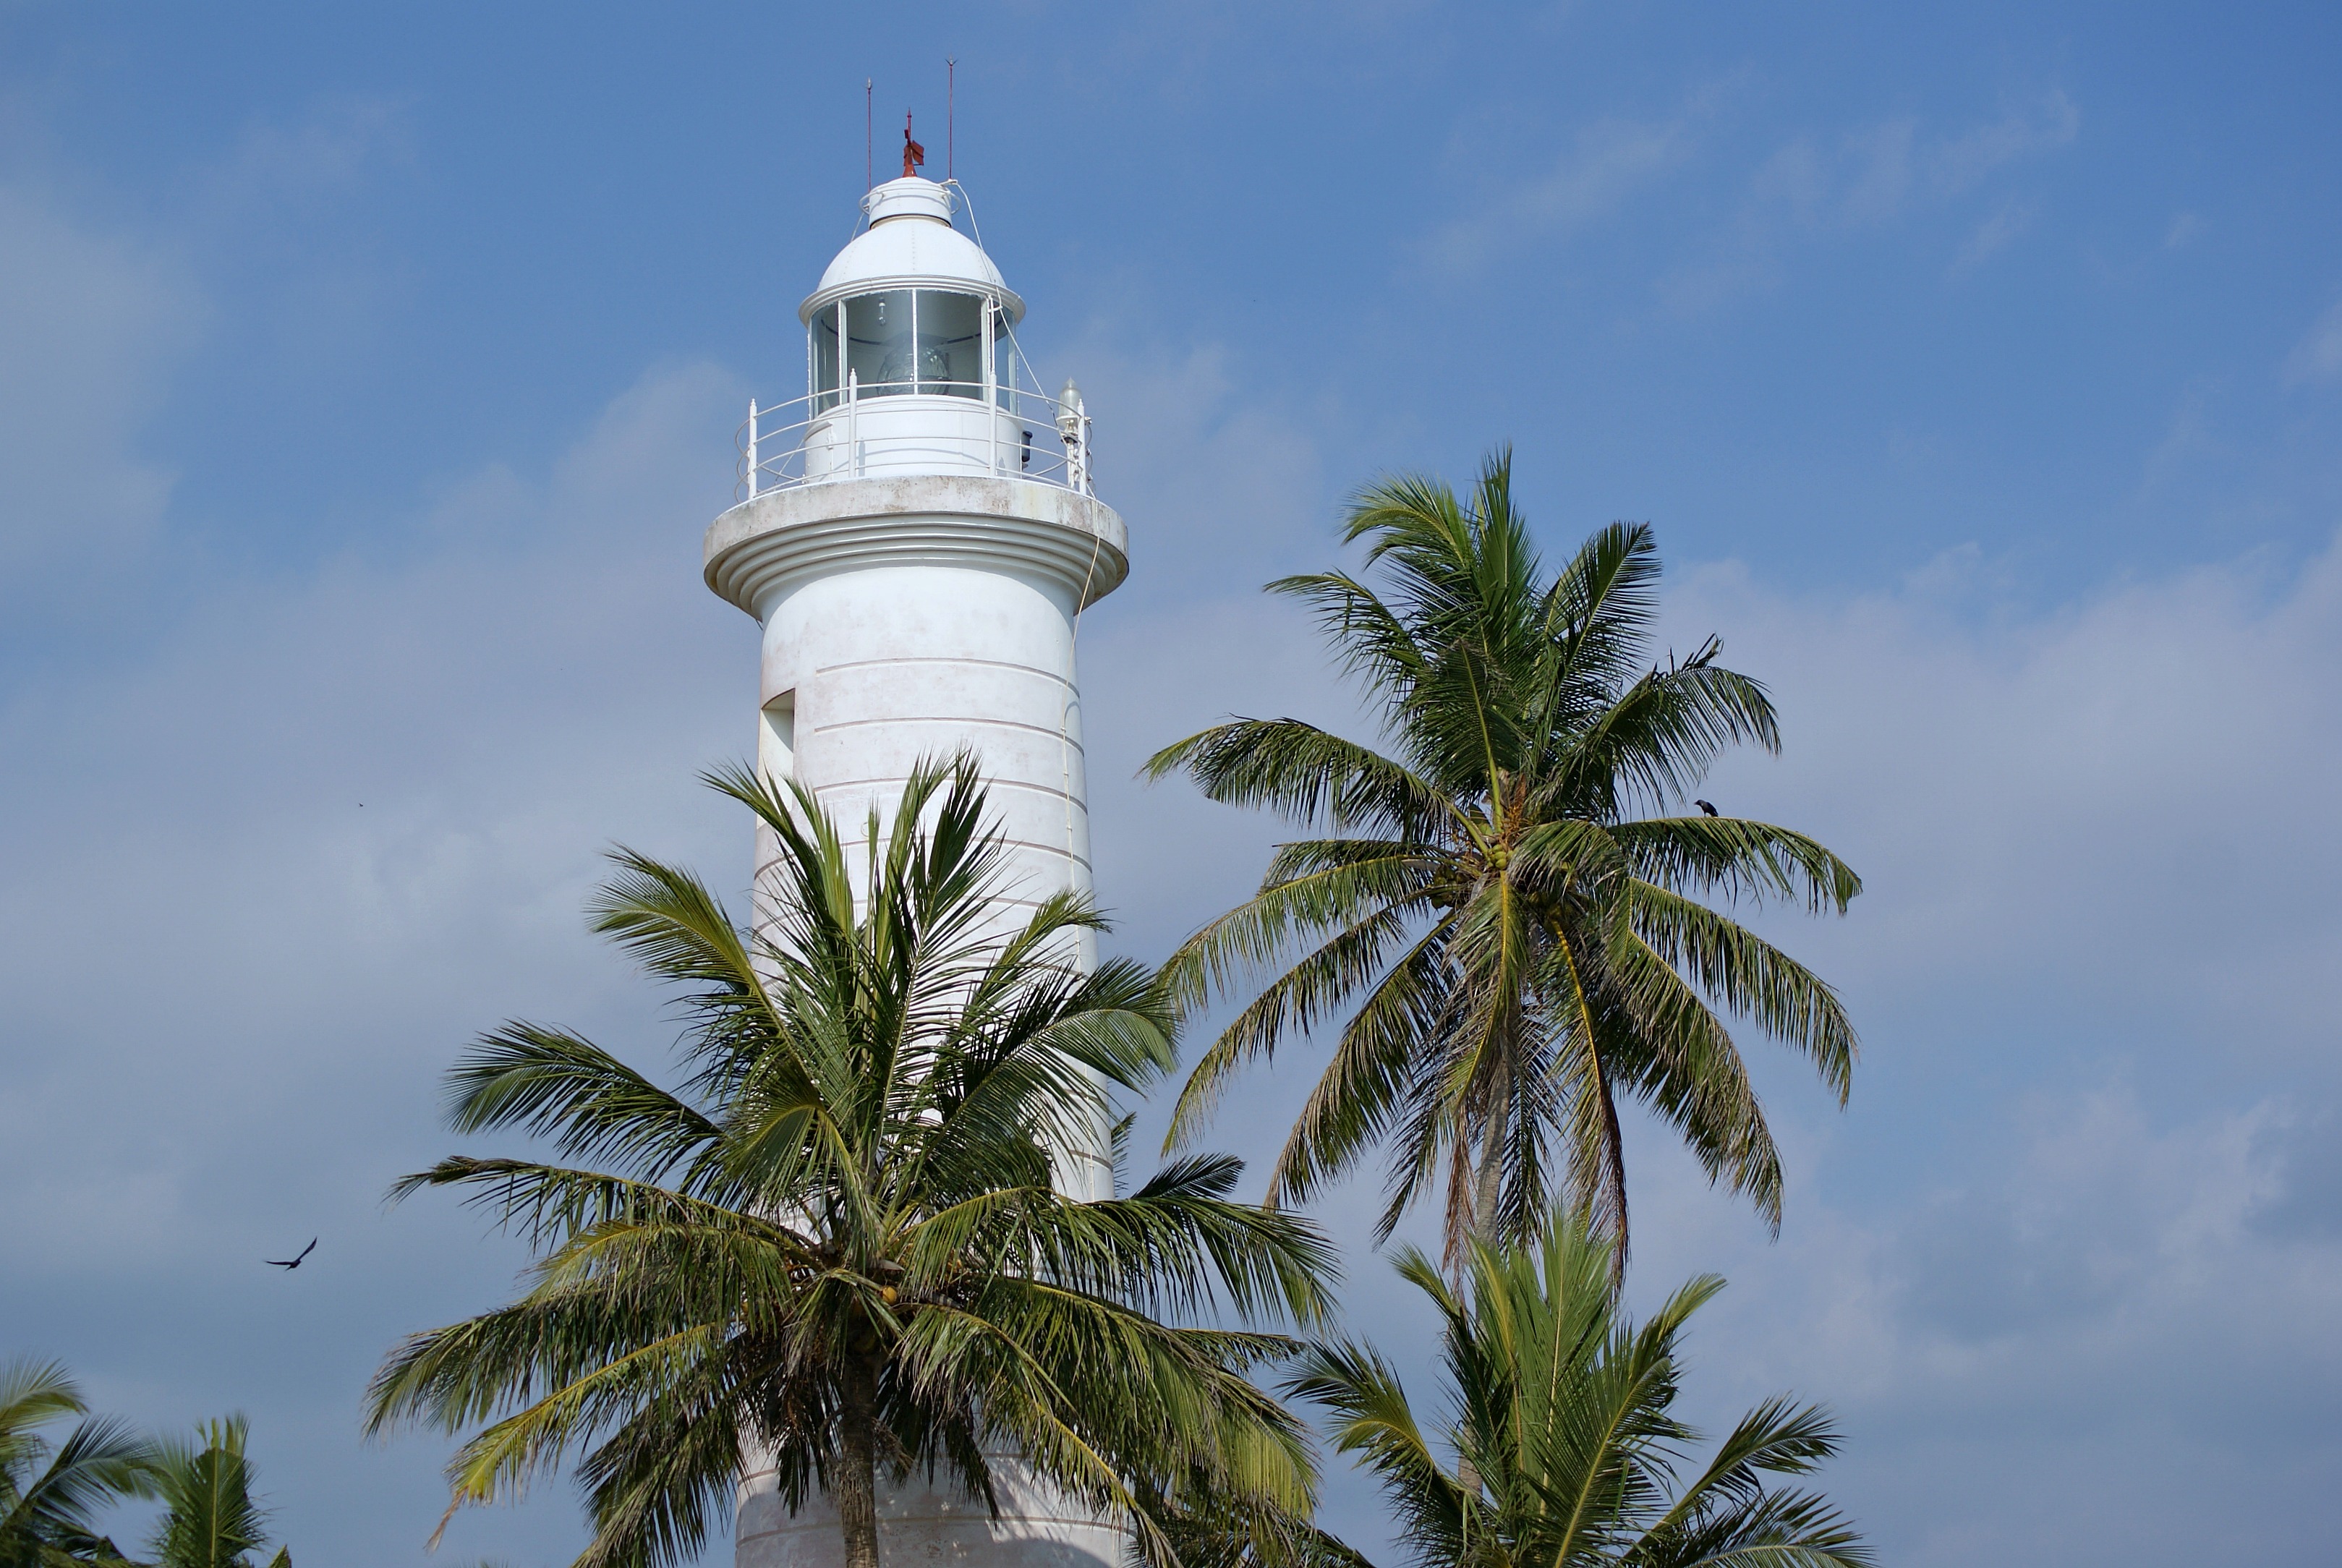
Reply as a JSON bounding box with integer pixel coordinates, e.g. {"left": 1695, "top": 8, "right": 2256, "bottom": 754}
{"left": 1611, "top": 819, "right": 1859, "bottom": 916}
{"left": 1627, "top": 882, "right": 1857, "bottom": 1103}
{"left": 1144, "top": 720, "right": 1457, "bottom": 840}
{"left": 1260, "top": 919, "right": 1452, "bottom": 1211}
{"left": 438, "top": 1026, "right": 726, "bottom": 1188}
{"left": 149, "top": 1416, "right": 275, "bottom": 1568}
{"left": 1293, "top": 1213, "right": 1863, "bottom": 1568}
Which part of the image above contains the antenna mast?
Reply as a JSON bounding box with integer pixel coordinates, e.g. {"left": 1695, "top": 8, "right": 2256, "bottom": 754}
{"left": 948, "top": 57, "right": 955, "bottom": 179}
{"left": 864, "top": 78, "right": 873, "bottom": 189}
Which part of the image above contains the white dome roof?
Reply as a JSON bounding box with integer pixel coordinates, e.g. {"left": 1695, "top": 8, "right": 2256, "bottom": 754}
{"left": 801, "top": 178, "right": 1022, "bottom": 323}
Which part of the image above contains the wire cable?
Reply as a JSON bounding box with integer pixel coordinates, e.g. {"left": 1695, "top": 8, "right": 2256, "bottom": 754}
{"left": 948, "top": 176, "right": 1104, "bottom": 902}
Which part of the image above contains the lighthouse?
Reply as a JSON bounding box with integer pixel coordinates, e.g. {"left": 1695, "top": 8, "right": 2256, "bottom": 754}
{"left": 702, "top": 171, "right": 1129, "bottom": 1568}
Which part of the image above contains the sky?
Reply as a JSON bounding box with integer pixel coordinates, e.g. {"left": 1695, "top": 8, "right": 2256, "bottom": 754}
{"left": 2, "top": 1, "right": 2339, "bottom": 1564}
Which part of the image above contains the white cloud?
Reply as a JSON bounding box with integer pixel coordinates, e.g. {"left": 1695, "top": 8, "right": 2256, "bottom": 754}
{"left": 2284, "top": 297, "right": 2342, "bottom": 384}
{"left": 2138, "top": 385, "right": 2226, "bottom": 491}
{"left": 0, "top": 182, "right": 200, "bottom": 584}
{"left": 1424, "top": 103, "right": 1707, "bottom": 273}
{"left": 1626, "top": 1075, "right": 2342, "bottom": 1564}
{"left": 1929, "top": 89, "right": 2081, "bottom": 194}
{"left": 207, "top": 95, "right": 412, "bottom": 202}
{"left": 1948, "top": 195, "right": 2037, "bottom": 275}
{"left": 1750, "top": 135, "right": 1828, "bottom": 216}
{"left": 1514, "top": 119, "right": 1692, "bottom": 226}
{"left": 1751, "top": 93, "right": 2074, "bottom": 231}
{"left": 1625, "top": 533, "right": 2342, "bottom": 1559}
{"left": 0, "top": 358, "right": 748, "bottom": 1145}
{"left": 1049, "top": 323, "right": 1329, "bottom": 600}
{"left": 1839, "top": 116, "right": 1916, "bottom": 222}
{"left": 1674, "top": 93, "right": 2078, "bottom": 312}
{"left": 1672, "top": 534, "right": 2342, "bottom": 1034}
{"left": 0, "top": 356, "right": 746, "bottom": 1567}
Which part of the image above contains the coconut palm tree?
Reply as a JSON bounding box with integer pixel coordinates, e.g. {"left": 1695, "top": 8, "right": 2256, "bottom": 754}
{"left": 0, "top": 1358, "right": 157, "bottom": 1568}
{"left": 367, "top": 756, "right": 1337, "bottom": 1568}
{"left": 1289, "top": 1211, "right": 1870, "bottom": 1568}
{"left": 1147, "top": 452, "right": 1861, "bottom": 1267}
{"left": 148, "top": 1418, "right": 289, "bottom": 1568}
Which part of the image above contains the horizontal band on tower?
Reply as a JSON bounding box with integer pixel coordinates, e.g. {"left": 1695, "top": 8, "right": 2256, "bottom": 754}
{"left": 810, "top": 712, "right": 1086, "bottom": 749}
{"left": 705, "top": 474, "right": 1128, "bottom": 618}
{"left": 824, "top": 833, "right": 1090, "bottom": 871}
{"left": 808, "top": 652, "right": 1076, "bottom": 689}
{"left": 750, "top": 879, "right": 1076, "bottom": 910}
{"left": 786, "top": 773, "right": 1087, "bottom": 809}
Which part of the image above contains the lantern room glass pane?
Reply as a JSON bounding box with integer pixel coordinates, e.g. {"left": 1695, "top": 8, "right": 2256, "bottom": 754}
{"left": 844, "top": 289, "right": 913, "bottom": 396}
{"left": 810, "top": 304, "right": 840, "bottom": 412}
{"left": 914, "top": 290, "right": 983, "bottom": 398}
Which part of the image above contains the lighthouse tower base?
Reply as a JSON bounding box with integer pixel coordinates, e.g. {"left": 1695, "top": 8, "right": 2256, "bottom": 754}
{"left": 736, "top": 1457, "right": 1124, "bottom": 1568}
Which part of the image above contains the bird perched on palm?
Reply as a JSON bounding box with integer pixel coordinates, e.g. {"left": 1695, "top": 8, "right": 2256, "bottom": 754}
{"left": 1148, "top": 451, "right": 1861, "bottom": 1270}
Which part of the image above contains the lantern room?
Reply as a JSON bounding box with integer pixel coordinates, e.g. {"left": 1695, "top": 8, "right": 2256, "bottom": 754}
{"left": 739, "top": 176, "right": 1091, "bottom": 495}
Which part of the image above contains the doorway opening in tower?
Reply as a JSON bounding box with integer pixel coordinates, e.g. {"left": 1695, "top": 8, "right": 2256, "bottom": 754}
{"left": 736, "top": 176, "right": 1093, "bottom": 500}
{"left": 759, "top": 692, "right": 796, "bottom": 782}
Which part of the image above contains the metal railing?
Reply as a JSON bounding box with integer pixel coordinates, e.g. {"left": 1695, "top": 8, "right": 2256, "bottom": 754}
{"left": 736, "top": 375, "right": 1094, "bottom": 503}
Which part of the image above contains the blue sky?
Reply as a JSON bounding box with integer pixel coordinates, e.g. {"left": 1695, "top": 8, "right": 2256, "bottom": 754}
{"left": 4, "top": 3, "right": 2340, "bottom": 1565}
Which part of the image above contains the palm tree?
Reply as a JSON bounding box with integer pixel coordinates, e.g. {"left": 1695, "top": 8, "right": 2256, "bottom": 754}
{"left": 366, "top": 756, "right": 1337, "bottom": 1568}
{"left": 1147, "top": 452, "right": 1861, "bottom": 1267}
{"left": 1289, "top": 1211, "right": 1870, "bottom": 1568}
{"left": 0, "top": 1358, "right": 157, "bottom": 1568}
{"left": 148, "top": 1418, "right": 289, "bottom": 1568}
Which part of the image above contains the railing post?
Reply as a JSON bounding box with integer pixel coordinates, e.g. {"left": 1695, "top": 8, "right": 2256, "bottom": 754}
{"left": 983, "top": 299, "right": 997, "bottom": 475}
{"left": 747, "top": 399, "right": 759, "bottom": 498}
{"left": 847, "top": 370, "right": 859, "bottom": 477}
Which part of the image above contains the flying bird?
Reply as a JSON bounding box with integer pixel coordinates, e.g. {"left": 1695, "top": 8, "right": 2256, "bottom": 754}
{"left": 1695, "top": 799, "right": 1719, "bottom": 817}
{"left": 265, "top": 1238, "right": 317, "bottom": 1270}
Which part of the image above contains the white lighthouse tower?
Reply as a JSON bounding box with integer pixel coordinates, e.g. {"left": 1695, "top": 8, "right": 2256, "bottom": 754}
{"left": 703, "top": 171, "right": 1129, "bottom": 1568}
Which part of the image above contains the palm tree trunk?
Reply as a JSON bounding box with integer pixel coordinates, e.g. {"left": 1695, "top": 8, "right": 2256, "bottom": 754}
{"left": 835, "top": 1352, "right": 883, "bottom": 1568}
{"left": 1596, "top": 1070, "right": 1629, "bottom": 1289}
{"left": 1472, "top": 1072, "right": 1509, "bottom": 1242}
{"left": 1458, "top": 1128, "right": 1503, "bottom": 1520}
